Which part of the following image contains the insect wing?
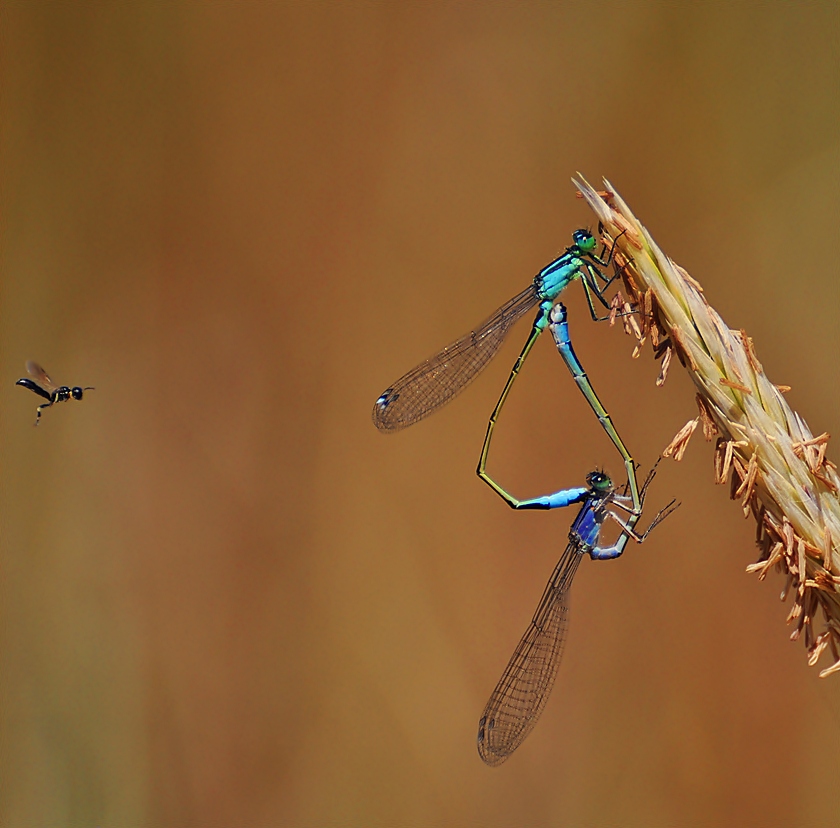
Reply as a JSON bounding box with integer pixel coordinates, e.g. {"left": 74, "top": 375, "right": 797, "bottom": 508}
{"left": 477, "top": 541, "right": 584, "bottom": 766}
{"left": 25, "top": 361, "right": 58, "bottom": 393}
{"left": 373, "top": 284, "right": 539, "bottom": 431}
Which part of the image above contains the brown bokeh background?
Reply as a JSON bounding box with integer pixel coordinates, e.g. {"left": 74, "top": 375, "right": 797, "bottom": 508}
{"left": 2, "top": 2, "right": 838, "bottom": 826}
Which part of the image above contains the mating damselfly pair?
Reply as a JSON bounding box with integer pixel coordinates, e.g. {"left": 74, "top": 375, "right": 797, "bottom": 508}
{"left": 372, "top": 228, "right": 676, "bottom": 766}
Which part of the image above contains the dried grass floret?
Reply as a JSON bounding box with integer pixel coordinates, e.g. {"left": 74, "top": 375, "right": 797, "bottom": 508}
{"left": 575, "top": 175, "right": 840, "bottom": 677}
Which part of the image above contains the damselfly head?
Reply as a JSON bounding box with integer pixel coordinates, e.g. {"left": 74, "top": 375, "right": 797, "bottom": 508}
{"left": 586, "top": 470, "right": 612, "bottom": 492}
{"left": 572, "top": 229, "right": 597, "bottom": 254}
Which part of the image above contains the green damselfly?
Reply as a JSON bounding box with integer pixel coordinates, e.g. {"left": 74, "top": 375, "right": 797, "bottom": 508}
{"left": 372, "top": 230, "right": 642, "bottom": 514}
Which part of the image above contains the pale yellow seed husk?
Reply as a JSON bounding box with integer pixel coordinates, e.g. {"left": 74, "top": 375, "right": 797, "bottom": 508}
{"left": 574, "top": 176, "right": 840, "bottom": 677}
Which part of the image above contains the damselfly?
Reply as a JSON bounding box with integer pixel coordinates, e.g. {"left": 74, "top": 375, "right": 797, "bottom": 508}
{"left": 477, "top": 468, "right": 676, "bottom": 766}
{"left": 373, "top": 229, "right": 619, "bottom": 432}
{"left": 373, "top": 231, "right": 641, "bottom": 514}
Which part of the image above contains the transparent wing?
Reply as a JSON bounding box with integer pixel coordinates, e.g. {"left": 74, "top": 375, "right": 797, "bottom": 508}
{"left": 372, "top": 284, "right": 539, "bottom": 431}
{"left": 26, "top": 361, "right": 57, "bottom": 393}
{"left": 477, "top": 540, "right": 584, "bottom": 766}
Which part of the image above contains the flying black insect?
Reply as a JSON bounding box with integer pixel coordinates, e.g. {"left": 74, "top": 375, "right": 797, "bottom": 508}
{"left": 16, "top": 361, "right": 94, "bottom": 425}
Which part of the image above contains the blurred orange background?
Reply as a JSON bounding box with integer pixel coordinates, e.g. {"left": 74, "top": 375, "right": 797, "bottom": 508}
{"left": 2, "top": 2, "right": 838, "bottom": 826}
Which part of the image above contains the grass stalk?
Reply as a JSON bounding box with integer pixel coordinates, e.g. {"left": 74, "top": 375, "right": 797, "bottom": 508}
{"left": 575, "top": 176, "right": 840, "bottom": 677}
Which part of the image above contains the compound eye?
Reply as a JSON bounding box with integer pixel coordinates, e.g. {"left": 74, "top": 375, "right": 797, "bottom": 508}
{"left": 574, "top": 230, "right": 597, "bottom": 253}
{"left": 586, "top": 471, "right": 611, "bottom": 490}
{"left": 71, "top": 387, "right": 84, "bottom": 400}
